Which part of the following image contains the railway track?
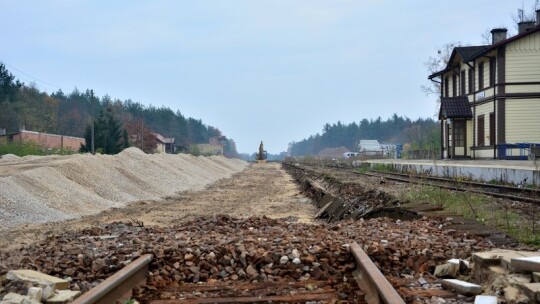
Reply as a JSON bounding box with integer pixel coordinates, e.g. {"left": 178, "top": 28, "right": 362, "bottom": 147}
{"left": 284, "top": 162, "right": 517, "bottom": 245}
{"left": 71, "top": 243, "right": 405, "bottom": 304}
{"left": 360, "top": 170, "right": 540, "bottom": 204}
{"left": 293, "top": 162, "right": 540, "bottom": 204}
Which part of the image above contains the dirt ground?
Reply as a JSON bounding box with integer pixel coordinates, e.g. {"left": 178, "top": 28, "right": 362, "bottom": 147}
{"left": 0, "top": 162, "right": 317, "bottom": 250}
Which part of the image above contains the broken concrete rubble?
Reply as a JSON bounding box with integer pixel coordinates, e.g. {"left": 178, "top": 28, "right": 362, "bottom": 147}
{"left": 0, "top": 269, "right": 81, "bottom": 304}
{"left": 512, "top": 256, "right": 540, "bottom": 273}
{"left": 45, "top": 290, "right": 81, "bottom": 304}
{"left": 434, "top": 262, "right": 460, "bottom": 278}
{"left": 1, "top": 292, "right": 40, "bottom": 304}
{"left": 441, "top": 279, "right": 482, "bottom": 295}
{"left": 474, "top": 295, "right": 497, "bottom": 304}
{"left": 5, "top": 271, "right": 68, "bottom": 291}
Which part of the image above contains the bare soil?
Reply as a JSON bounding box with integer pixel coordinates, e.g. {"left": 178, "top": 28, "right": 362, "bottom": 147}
{"left": 0, "top": 162, "right": 317, "bottom": 250}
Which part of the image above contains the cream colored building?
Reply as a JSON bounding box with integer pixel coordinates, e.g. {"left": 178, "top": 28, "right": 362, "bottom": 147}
{"left": 429, "top": 14, "right": 540, "bottom": 159}
{"left": 152, "top": 133, "right": 175, "bottom": 154}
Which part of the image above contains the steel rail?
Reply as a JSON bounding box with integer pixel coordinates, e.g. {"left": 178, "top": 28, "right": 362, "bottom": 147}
{"left": 360, "top": 171, "right": 540, "bottom": 204}
{"left": 350, "top": 241, "right": 405, "bottom": 304}
{"left": 370, "top": 169, "right": 540, "bottom": 195}
{"left": 69, "top": 246, "right": 405, "bottom": 304}
{"left": 72, "top": 254, "right": 153, "bottom": 304}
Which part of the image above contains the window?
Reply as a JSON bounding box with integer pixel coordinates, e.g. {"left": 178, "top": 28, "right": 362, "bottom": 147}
{"left": 444, "top": 76, "right": 449, "bottom": 97}
{"left": 454, "top": 120, "right": 465, "bottom": 147}
{"left": 489, "top": 58, "right": 496, "bottom": 87}
{"left": 468, "top": 69, "right": 474, "bottom": 94}
{"left": 477, "top": 115, "right": 485, "bottom": 146}
{"left": 452, "top": 74, "right": 457, "bottom": 97}
{"left": 489, "top": 112, "right": 495, "bottom": 146}
{"left": 478, "top": 62, "right": 484, "bottom": 89}
{"left": 460, "top": 70, "right": 466, "bottom": 95}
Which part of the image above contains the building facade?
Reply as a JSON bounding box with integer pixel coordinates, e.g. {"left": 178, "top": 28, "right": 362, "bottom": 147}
{"left": 429, "top": 13, "right": 540, "bottom": 159}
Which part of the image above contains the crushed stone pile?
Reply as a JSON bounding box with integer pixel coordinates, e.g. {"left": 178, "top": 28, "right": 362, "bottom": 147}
{"left": 0, "top": 148, "right": 247, "bottom": 227}
{"left": 0, "top": 154, "right": 20, "bottom": 161}
{"left": 0, "top": 215, "right": 497, "bottom": 303}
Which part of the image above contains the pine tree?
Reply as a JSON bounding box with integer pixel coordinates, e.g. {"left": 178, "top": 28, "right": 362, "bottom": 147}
{"left": 80, "top": 106, "right": 129, "bottom": 154}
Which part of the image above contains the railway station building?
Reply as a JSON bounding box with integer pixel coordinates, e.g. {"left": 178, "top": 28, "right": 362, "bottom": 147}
{"left": 429, "top": 12, "right": 540, "bottom": 160}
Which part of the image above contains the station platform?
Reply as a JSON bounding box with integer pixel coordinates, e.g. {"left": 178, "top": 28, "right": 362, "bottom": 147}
{"left": 364, "top": 159, "right": 540, "bottom": 186}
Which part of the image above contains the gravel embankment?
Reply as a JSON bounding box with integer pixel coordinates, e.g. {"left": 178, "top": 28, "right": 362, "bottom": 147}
{"left": 0, "top": 148, "right": 247, "bottom": 227}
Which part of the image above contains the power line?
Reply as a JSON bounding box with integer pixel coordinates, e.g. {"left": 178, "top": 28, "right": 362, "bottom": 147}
{"left": 1, "top": 61, "right": 64, "bottom": 90}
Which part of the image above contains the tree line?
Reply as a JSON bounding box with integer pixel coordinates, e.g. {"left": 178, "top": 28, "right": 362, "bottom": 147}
{"left": 288, "top": 114, "right": 439, "bottom": 156}
{"left": 0, "top": 63, "right": 238, "bottom": 156}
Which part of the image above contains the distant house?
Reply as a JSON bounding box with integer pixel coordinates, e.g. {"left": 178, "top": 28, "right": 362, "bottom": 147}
{"left": 429, "top": 12, "right": 540, "bottom": 159}
{"left": 153, "top": 133, "right": 175, "bottom": 153}
{"left": 0, "top": 129, "right": 84, "bottom": 151}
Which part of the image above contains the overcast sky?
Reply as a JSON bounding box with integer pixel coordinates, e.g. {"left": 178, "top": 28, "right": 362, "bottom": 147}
{"left": 0, "top": 1, "right": 530, "bottom": 153}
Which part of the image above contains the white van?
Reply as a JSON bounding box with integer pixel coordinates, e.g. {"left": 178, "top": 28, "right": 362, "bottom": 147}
{"left": 343, "top": 152, "right": 360, "bottom": 158}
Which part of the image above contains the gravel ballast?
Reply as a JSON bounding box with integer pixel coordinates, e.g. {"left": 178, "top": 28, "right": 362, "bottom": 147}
{"left": 0, "top": 148, "right": 247, "bottom": 227}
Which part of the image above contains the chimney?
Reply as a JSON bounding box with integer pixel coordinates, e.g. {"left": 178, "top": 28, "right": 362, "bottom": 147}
{"left": 537, "top": 9, "right": 540, "bottom": 26}
{"left": 491, "top": 28, "right": 508, "bottom": 44}
{"left": 518, "top": 21, "right": 536, "bottom": 34}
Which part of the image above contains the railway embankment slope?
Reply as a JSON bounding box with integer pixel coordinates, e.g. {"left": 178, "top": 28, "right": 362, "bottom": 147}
{"left": 0, "top": 148, "right": 247, "bottom": 227}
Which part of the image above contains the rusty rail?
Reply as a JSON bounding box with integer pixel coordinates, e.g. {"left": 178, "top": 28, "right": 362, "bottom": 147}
{"left": 69, "top": 246, "right": 404, "bottom": 304}
{"left": 350, "top": 241, "right": 405, "bottom": 304}
{"left": 72, "top": 254, "right": 153, "bottom": 304}
{"left": 361, "top": 171, "right": 540, "bottom": 204}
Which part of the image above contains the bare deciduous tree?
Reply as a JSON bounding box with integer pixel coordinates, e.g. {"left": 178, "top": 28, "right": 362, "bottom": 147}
{"left": 421, "top": 42, "right": 461, "bottom": 98}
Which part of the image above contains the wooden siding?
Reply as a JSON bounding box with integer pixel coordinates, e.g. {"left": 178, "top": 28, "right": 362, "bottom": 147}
{"left": 475, "top": 149, "right": 494, "bottom": 158}
{"left": 506, "top": 83, "right": 540, "bottom": 94}
{"left": 475, "top": 102, "right": 494, "bottom": 145}
{"left": 477, "top": 87, "right": 495, "bottom": 99}
{"left": 506, "top": 99, "right": 540, "bottom": 143}
{"left": 506, "top": 32, "right": 540, "bottom": 82}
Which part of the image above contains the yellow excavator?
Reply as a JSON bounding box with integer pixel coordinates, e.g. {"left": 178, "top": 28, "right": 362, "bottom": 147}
{"left": 256, "top": 141, "right": 268, "bottom": 163}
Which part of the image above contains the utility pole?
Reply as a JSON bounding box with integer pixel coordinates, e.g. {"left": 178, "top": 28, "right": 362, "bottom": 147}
{"left": 91, "top": 119, "right": 95, "bottom": 154}
{"left": 90, "top": 90, "right": 95, "bottom": 155}
{"left": 140, "top": 119, "right": 144, "bottom": 152}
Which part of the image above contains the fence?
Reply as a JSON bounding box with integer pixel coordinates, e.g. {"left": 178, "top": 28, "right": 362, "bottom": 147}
{"left": 497, "top": 143, "right": 540, "bottom": 160}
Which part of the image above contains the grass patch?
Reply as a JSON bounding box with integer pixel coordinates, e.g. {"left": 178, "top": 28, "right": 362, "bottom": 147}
{"left": 356, "top": 163, "right": 370, "bottom": 174}
{"left": 372, "top": 163, "right": 394, "bottom": 173}
{"left": 401, "top": 185, "right": 540, "bottom": 246}
{"left": 0, "top": 140, "right": 48, "bottom": 157}
{"left": 0, "top": 140, "right": 77, "bottom": 157}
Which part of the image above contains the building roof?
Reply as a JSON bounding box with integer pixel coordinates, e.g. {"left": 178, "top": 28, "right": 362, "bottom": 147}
{"left": 429, "top": 46, "right": 488, "bottom": 79}
{"left": 455, "top": 46, "right": 489, "bottom": 62}
{"left": 429, "top": 25, "right": 540, "bottom": 79}
{"left": 152, "top": 133, "right": 175, "bottom": 144}
{"left": 439, "top": 97, "right": 473, "bottom": 119}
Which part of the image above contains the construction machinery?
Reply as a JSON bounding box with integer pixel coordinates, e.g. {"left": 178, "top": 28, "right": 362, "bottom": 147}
{"left": 257, "top": 141, "right": 268, "bottom": 163}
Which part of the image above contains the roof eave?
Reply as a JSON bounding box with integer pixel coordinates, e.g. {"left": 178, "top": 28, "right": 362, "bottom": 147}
{"left": 428, "top": 69, "right": 448, "bottom": 79}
